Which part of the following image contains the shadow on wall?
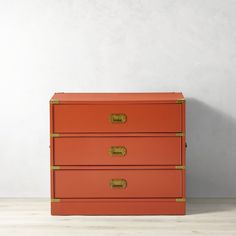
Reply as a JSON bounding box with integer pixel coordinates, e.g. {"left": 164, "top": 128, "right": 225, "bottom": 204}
{"left": 186, "top": 98, "right": 236, "bottom": 198}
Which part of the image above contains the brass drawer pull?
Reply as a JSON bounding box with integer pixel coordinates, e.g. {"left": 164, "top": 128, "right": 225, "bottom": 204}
{"left": 110, "top": 114, "right": 127, "bottom": 123}
{"left": 110, "top": 179, "right": 127, "bottom": 189}
{"left": 109, "top": 146, "right": 127, "bottom": 156}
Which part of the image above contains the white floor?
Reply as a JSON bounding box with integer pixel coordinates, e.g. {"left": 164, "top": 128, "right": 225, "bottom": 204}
{"left": 0, "top": 199, "right": 236, "bottom": 236}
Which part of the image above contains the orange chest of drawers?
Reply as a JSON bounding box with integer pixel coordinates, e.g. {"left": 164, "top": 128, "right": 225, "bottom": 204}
{"left": 50, "top": 93, "right": 186, "bottom": 215}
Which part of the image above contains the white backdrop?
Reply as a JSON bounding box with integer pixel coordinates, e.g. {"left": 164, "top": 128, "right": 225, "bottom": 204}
{"left": 0, "top": 0, "right": 236, "bottom": 197}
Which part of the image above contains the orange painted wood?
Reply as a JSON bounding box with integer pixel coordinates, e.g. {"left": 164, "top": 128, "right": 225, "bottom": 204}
{"left": 50, "top": 92, "right": 186, "bottom": 215}
{"left": 51, "top": 199, "right": 185, "bottom": 215}
{"left": 181, "top": 100, "right": 186, "bottom": 199}
{"left": 53, "top": 166, "right": 184, "bottom": 170}
{"left": 50, "top": 104, "right": 54, "bottom": 199}
{"left": 54, "top": 169, "right": 182, "bottom": 198}
{"left": 54, "top": 136, "right": 181, "bottom": 166}
{"left": 53, "top": 104, "right": 182, "bottom": 133}
{"left": 51, "top": 92, "right": 184, "bottom": 104}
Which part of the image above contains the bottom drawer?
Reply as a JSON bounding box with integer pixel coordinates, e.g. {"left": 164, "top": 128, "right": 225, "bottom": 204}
{"left": 54, "top": 170, "right": 183, "bottom": 198}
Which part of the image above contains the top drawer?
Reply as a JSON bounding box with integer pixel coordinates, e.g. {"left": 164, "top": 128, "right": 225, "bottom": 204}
{"left": 52, "top": 104, "right": 182, "bottom": 133}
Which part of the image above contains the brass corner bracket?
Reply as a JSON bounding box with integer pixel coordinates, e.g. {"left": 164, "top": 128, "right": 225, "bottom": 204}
{"left": 175, "top": 165, "right": 185, "bottom": 170}
{"left": 50, "top": 133, "right": 60, "bottom": 138}
{"left": 50, "top": 99, "right": 59, "bottom": 104}
{"left": 176, "top": 132, "right": 184, "bottom": 137}
{"left": 51, "top": 166, "right": 60, "bottom": 170}
{"left": 176, "top": 99, "right": 185, "bottom": 104}
{"left": 176, "top": 198, "right": 186, "bottom": 202}
{"left": 51, "top": 198, "right": 61, "bottom": 203}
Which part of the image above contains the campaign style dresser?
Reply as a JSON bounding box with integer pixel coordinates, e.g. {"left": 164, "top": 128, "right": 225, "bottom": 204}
{"left": 50, "top": 93, "right": 186, "bottom": 215}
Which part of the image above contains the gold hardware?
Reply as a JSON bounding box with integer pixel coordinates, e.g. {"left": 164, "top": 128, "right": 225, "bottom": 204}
{"left": 109, "top": 146, "right": 127, "bottom": 156}
{"left": 110, "top": 179, "right": 127, "bottom": 189}
{"left": 176, "top": 99, "right": 185, "bottom": 104}
{"left": 50, "top": 133, "right": 60, "bottom": 138}
{"left": 176, "top": 198, "right": 186, "bottom": 202}
{"left": 175, "top": 165, "right": 185, "bottom": 170}
{"left": 176, "top": 132, "right": 184, "bottom": 137}
{"left": 51, "top": 166, "right": 60, "bottom": 170}
{"left": 110, "top": 114, "right": 127, "bottom": 124}
{"left": 50, "top": 99, "right": 59, "bottom": 104}
{"left": 51, "top": 198, "right": 61, "bottom": 203}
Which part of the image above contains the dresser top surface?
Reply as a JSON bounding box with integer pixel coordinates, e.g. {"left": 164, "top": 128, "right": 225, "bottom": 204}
{"left": 51, "top": 92, "right": 184, "bottom": 103}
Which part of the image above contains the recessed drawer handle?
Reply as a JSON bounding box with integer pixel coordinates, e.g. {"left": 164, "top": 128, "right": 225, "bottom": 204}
{"left": 110, "top": 179, "right": 127, "bottom": 189}
{"left": 109, "top": 146, "right": 127, "bottom": 156}
{"left": 110, "top": 114, "right": 127, "bottom": 123}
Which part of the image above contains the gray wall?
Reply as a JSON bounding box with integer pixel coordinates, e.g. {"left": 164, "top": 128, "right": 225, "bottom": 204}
{"left": 0, "top": 0, "right": 236, "bottom": 197}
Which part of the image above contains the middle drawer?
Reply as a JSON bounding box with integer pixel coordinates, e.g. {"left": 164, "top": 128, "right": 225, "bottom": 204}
{"left": 54, "top": 136, "right": 181, "bottom": 166}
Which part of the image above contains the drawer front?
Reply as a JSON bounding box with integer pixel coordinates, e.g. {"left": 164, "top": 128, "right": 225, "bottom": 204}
{"left": 54, "top": 170, "right": 182, "bottom": 198}
{"left": 53, "top": 104, "right": 182, "bottom": 133}
{"left": 54, "top": 136, "right": 181, "bottom": 166}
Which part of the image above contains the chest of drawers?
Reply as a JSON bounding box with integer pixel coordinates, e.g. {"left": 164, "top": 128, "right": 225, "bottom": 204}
{"left": 50, "top": 93, "right": 186, "bottom": 215}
